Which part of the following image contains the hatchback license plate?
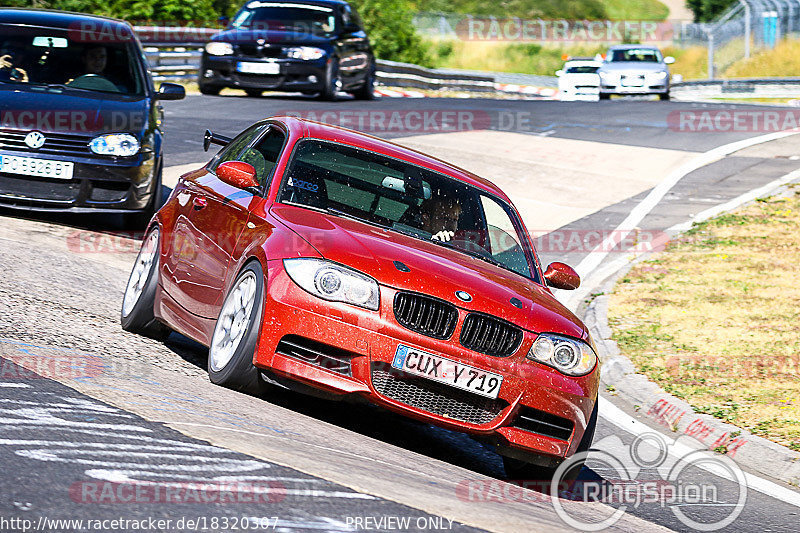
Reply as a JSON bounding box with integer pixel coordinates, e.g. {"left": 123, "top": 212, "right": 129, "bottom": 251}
{"left": 237, "top": 62, "right": 280, "bottom": 75}
{"left": 392, "top": 345, "right": 503, "bottom": 399}
{"left": 0, "top": 155, "right": 74, "bottom": 180}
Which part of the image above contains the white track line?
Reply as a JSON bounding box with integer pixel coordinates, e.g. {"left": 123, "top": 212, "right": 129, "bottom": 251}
{"left": 0, "top": 383, "right": 30, "bottom": 388}
{"left": 599, "top": 397, "right": 800, "bottom": 508}
{"left": 574, "top": 130, "right": 800, "bottom": 280}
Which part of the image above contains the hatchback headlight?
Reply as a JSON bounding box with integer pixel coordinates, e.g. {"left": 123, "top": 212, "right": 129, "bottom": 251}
{"left": 527, "top": 333, "right": 597, "bottom": 376}
{"left": 651, "top": 71, "right": 668, "bottom": 80}
{"left": 89, "top": 133, "right": 140, "bottom": 157}
{"left": 284, "top": 258, "right": 379, "bottom": 310}
{"left": 285, "top": 46, "right": 325, "bottom": 60}
{"left": 206, "top": 42, "right": 234, "bottom": 56}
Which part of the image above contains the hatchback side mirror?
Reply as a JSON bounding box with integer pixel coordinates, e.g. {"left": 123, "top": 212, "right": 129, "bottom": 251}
{"left": 217, "top": 161, "right": 259, "bottom": 189}
{"left": 555, "top": 70, "right": 564, "bottom": 77}
{"left": 157, "top": 82, "right": 185, "bottom": 100}
{"left": 544, "top": 262, "right": 581, "bottom": 290}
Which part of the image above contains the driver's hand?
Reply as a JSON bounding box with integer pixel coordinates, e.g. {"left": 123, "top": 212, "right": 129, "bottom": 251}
{"left": 0, "top": 55, "right": 12, "bottom": 69}
{"left": 432, "top": 230, "right": 455, "bottom": 242}
{"left": 11, "top": 67, "right": 28, "bottom": 82}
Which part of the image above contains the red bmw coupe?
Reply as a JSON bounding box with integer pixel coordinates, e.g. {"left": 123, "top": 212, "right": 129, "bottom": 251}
{"left": 121, "top": 116, "right": 599, "bottom": 480}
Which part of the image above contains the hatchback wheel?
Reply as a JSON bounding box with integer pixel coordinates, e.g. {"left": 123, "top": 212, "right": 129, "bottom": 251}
{"left": 208, "top": 261, "right": 267, "bottom": 394}
{"left": 121, "top": 228, "right": 169, "bottom": 340}
{"left": 319, "top": 58, "right": 340, "bottom": 101}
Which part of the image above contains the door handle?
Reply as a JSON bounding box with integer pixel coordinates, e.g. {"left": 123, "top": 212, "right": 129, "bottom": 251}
{"left": 192, "top": 196, "right": 208, "bottom": 210}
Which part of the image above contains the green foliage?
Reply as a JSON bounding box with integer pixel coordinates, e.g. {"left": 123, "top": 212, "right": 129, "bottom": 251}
{"left": 687, "top": 0, "right": 736, "bottom": 22}
{"left": 349, "top": 0, "right": 432, "bottom": 66}
{"left": 409, "top": 0, "right": 606, "bottom": 19}
{"left": 7, "top": 0, "right": 219, "bottom": 22}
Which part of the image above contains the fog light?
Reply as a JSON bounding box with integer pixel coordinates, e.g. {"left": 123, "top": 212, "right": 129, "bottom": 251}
{"left": 308, "top": 75, "right": 317, "bottom": 83}
{"left": 204, "top": 70, "right": 213, "bottom": 78}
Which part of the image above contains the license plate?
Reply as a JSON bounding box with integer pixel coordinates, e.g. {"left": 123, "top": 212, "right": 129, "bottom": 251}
{"left": 0, "top": 154, "right": 74, "bottom": 180}
{"left": 237, "top": 61, "right": 280, "bottom": 75}
{"left": 392, "top": 345, "right": 503, "bottom": 400}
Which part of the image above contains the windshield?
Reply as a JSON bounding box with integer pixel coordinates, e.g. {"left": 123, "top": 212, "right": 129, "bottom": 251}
{"left": 230, "top": 2, "right": 338, "bottom": 35}
{"left": 278, "top": 139, "right": 536, "bottom": 280}
{"left": 608, "top": 48, "right": 662, "bottom": 63}
{"left": 0, "top": 26, "right": 145, "bottom": 95}
{"left": 566, "top": 65, "right": 599, "bottom": 74}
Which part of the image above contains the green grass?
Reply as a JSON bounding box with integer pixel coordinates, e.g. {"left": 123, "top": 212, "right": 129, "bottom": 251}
{"left": 410, "top": 0, "right": 669, "bottom": 20}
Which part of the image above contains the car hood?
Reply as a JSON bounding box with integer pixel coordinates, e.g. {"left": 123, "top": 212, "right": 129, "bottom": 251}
{"left": 600, "top": 62, "right": 667, "bottom": 73}
{"left": 561, "top": 74, "right": 600, "bottom": 86}
{"left": 213, "top": 28, "right": 331, "bottom": 45}
{"left": 270, "top": 204, "right": 585, "bottom": 338}
{"left": 0, "top": 87, "right": 149, "bottom": 136}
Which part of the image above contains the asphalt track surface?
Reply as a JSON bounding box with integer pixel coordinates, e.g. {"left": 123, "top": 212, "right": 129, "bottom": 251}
{"left": 1, "top": 92, "right": 800, "bottom": 532}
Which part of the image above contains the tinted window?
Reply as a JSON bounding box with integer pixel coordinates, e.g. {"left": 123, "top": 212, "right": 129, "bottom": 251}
{"left": 239, "top": 127, "right": 285, "bottom": 185}
{"left": 609, "top": 49, "right": 662, "bottom": 63}
{"left": 279, "top": 139, "right": 536, "bottom": 280}
{"left": 210, "top": 124, "right": 268, "bottom": 171}
{"left": 566, "top": 65, "right": 599, "bottom": 74}
{"left": 230, "top": 3, "right": 338, "bottom": 36}
{"left": 0, "top": 26, "right": 145, "bottom": 95}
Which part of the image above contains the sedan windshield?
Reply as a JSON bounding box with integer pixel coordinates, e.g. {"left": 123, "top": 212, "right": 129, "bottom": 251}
{"left": 231, "top": 2, "right": 338, "bottom": 35}
{"left": 608, "top": 48, "right": 662, "bottom": 63}
{"left": 278, "top": 139, "right": 536, "bottom": 280}
{"left": 0, "top": 26, "right": 144, "bottom": 95}
{"left": 566, "top": 65, "right": 599, "bottom": 74}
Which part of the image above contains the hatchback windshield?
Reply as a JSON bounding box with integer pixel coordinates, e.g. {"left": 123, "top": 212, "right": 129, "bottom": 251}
{"left": 0, "top": 26, "right": 144, "bottom": 95}
{"left": 608, "top": 48, "right": 662, "bottom": 63}
{"left": 278, "top": 139, "right": 536, "bottom": 280}
{"left": 231, "top": 2, "right": 338, "bottom": 35}
{"left": 566, "top": 65, "right": 599, "bottom": 74}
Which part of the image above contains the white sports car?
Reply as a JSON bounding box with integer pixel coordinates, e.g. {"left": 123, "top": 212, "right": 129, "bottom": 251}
{"left": 556, "top": 59, "right": 601, "bottom": 102}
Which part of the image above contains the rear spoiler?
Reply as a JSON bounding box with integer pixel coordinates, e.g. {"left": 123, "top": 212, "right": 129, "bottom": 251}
{"left": 203, "top": 130, "right": 233, "bottom": 152}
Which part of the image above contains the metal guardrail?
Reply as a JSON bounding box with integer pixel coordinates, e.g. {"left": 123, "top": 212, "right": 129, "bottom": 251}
{"left": 672, "top": 77, "right": 800, "bottom": 99}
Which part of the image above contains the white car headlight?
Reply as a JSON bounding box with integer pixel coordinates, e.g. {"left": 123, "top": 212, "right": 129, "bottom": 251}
{"left": 89, "top": 134, "right": 140, "bottom": 157}
{"left": 651, "top": 71, "right": 668, "bottom": 80}
{"left": 285, "top": 46, "right": 325, "bottom": 60}
{"left": 527, "top": 333, "right": 597, "bottom": 376}
{"left": 284, "top": 258, "right": 379, "bottom": 311}
{"left": 205, "top": 42, "right": 234, "bottom": 56}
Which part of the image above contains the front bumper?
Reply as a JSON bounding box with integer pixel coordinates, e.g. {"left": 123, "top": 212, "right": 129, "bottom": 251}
{"left": 255, "top": 261, "right": 599, "bottom": 462}
{"left": 0, "top": 148, "right": 156, "bottom": 212}
{"left": 200, "top": 55, "right": 327, "bottom": 91}
{"left": 600, "top": 81, "right": 669, "bottom": 95}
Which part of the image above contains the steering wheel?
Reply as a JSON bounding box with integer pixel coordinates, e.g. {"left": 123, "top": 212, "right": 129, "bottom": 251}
{"left": 66, "top": 74, "right": 120, "bottom": 93}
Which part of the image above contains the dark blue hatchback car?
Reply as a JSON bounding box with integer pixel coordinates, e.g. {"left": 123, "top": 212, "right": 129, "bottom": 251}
{"left": 0, "top": 9, "right": 185, "bottom": 226}
{"left": 199, "top": 0, "right": 374, "bottom": 100}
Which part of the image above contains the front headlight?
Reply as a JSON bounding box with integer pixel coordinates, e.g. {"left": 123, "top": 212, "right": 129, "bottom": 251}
{"left": 89, "top": 133, "right": 140, "bottom": 157}
{"left": 205, "top": 42, "right": 234, "bottom": 56}
{"left": 284, "top": 46, "right": 325, "bottom": 60}
{"left": 527, "top": 333, "right": 597, "bottom": 376}
{"left": 651, "top": 71, "right": 668, "bottom": 80}
{"left": 283, "top": 258, "right": 379, "bottom": 311}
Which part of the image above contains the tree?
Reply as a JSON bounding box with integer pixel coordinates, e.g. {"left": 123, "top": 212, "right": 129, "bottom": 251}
{"left": 349, "top": 0, "right": 433, "bottom": 66}
{"left": 687, "top": 0, "right": 737, "bottom": 22}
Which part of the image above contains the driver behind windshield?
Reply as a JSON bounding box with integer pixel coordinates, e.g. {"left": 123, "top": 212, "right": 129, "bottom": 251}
{"left": 66, "top": 45, "right": 120, "bottom": 92}
{"left": 400, "top": 194, "right": 463, "bottom": 243}
{"left": 0, "top": 39, "right": 29, "bottom": 82}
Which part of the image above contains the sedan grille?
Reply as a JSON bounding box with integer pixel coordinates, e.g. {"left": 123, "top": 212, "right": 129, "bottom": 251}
{"left": 0, "top": 129, "right": 92, "bottom": 158}
{"left": 459, "top": 313, "right": 523, "bottom": 357}
{"left": 371, "top": 364, "right": 507, "bottom": 425}
{"left": 393, "top": 292, "right": 458, "bottom": 340}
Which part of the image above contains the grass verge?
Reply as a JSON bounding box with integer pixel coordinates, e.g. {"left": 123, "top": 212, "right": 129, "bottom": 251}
{"left": 608, "top": 186, "right": 800, "bottom": 451}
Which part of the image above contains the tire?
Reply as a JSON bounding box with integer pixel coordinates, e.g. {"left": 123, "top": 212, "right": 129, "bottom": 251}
{"left": 350, "top": 66, "right": 376, "bottom": 100}
{"left": 207, "top": 261, "right": 267, "bottom": 395}
{"left": 121, "top": 228, "right": 170, "bottom": 340}
{"left": 245, "top": 89, "right": 263, "bottom": 98}
{"left": 125, "top": 160, "right": 163, "bottom": 230}
{"left": 503, "top": 400, "right": 599, "bottom": 483}
{"left": 599, "top": 93, "right": 611, "bottom": 100}
{"left": 199, "top": 84, "right": 221, "bottom": 96}
{"left": 318, "top": 58, "right": 340, "bottom": 101}
{"left": 659, "top": 92, "right": 671, "bottom": 101}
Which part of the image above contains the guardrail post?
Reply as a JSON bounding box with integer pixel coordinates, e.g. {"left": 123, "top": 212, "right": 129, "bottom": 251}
{"left": 708, "top": 33, "right": 715, "bottom": 79}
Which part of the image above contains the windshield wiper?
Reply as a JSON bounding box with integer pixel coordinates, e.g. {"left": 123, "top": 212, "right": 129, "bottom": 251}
{"left": 325, "top": 207, "right": 386, "bottom": 228}
{"left": 426, "top": 238, "right": 504, "bottom": 268}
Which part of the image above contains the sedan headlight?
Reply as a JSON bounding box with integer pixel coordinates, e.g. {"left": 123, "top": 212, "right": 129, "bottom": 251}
{"left": 527, "top": 333, "right": 597, "bottom": 376}
{"left": 89, "top": 133, "right": 140, "bottom": 157}
{"left": 283, "top": 258, "right": 379, "bottom": 311}
{"left": 650, "top": 71, "right": 668, "bottom": 80}
{"left": 205, "top": 42, "right": 234, "bottom": 56}
{"left": 285, "top": 46, "right": 325, "bottom": 60}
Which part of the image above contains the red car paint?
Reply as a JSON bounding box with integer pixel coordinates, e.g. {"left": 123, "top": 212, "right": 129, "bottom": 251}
{"left": 151, "top": 116, "right": 599, "bottom": 463}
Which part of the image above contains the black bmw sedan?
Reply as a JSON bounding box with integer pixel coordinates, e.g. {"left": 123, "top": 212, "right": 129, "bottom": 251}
{"left": 0, "top": 9, "right": 184, "bottom": 227}
{"left": 199, "top": 0, "right": 375, "bottom": 100}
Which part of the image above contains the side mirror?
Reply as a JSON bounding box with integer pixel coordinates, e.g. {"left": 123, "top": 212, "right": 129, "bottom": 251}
{"left": 555, "top": 70, "right": 564, "bottom": 77}
{"left": 342, "top": 23, "right": 360, "bottom": 34}
{"left": 217, "top": 161, "right": 259, "bottom": 189}
{"left": 203, "top": 129, "right": 232, "bottom": 152}
{"left": 543, "top": 262, "right": 580, "bottom": 290}
{"left": 157, "top": 82, "right": 185, "bottom": 100}
{"left": 663, "top": 56, "right": 675, "bottom": 64}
